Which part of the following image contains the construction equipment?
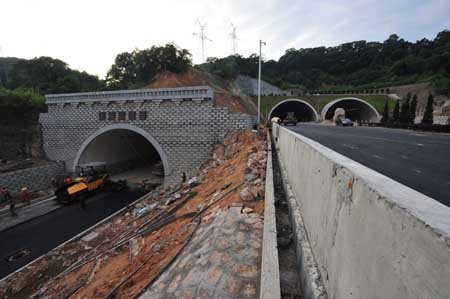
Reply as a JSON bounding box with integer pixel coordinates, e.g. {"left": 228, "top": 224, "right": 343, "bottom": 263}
{"left": 55, "top": 163, "right": 126, "bottom": 204}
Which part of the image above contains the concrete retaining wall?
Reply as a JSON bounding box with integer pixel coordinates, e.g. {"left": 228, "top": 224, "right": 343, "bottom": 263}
{"left": 0, "top": 162, "right": 65, "bottom": 195}
{"left": 273, "top": 124, "right": 450, "bottom": 299}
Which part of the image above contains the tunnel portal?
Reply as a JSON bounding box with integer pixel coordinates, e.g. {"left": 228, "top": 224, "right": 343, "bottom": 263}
{"left": 76, "top": 128, "right": 165, "bottom": 188}
{"left": 269, "top": 99, "right": 319, "bottom": 122}
{"left": 322, "top": 98, "right": 380, "bottom": 122}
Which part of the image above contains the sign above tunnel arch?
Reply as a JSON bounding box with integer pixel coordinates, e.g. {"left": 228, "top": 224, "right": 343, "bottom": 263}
{"left": 44, "top": 86, "right": 214, "bottom": 105}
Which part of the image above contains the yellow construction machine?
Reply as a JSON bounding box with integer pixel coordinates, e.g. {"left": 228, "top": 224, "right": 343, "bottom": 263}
{"left": 55, "top": 163, "right": 125, "bottom": 204}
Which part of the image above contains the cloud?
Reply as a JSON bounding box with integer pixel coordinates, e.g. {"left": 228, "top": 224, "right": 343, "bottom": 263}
{"left": 0, "top": 0, "right": 448, "bottom": 78}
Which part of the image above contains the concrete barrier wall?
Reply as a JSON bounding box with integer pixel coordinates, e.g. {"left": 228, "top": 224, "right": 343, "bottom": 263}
{"left": 273, "top": 124, "right": 450, "bottom": 299}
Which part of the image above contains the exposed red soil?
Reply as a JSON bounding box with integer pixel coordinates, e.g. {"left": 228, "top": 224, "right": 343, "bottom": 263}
{"left": 146, "top": 69, "right": 258, "bottom": 115}
{"left": 0, "top": 130, "right": 267, "bottom": 299}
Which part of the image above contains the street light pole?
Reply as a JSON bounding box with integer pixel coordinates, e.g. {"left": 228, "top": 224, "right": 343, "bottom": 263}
{"left": 257, "top": 40, "right": 266, "bottom": 127}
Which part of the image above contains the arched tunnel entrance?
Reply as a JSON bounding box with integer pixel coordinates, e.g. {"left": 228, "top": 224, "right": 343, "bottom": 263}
{"left": 74, "top": 125, "right": 169, "bottom": 189}
{"left": 322, "top": 98, "right": 380, "bottom": 122}
{"left": 269, "top": 99, "right": 319, "bottom": 122}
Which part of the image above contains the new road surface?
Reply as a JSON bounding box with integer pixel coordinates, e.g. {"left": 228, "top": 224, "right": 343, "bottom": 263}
{"left": 287, "top": 124, "right": 450, "bottom": 207}
{"left": 0, "top": 190, "right": 143, "bottom": 279}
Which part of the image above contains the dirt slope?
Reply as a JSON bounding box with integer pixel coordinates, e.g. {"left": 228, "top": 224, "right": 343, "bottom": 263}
{"left": 0, "top": 130, "right": 267, "bottom": 299}
{"left": 146, "top": 69, "right": 258, "bottom": 115}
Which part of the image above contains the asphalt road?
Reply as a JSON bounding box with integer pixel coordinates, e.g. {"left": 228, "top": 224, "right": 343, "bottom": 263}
{"left": 0, "top": 190, "right": 142, "bottom": 279}
{"left": 287, "top": 124, "right": 450, "bottom": 207}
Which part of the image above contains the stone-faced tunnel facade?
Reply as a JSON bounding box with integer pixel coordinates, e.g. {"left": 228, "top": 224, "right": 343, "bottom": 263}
{"left": 39, "top": 86, "right": 254, "bottom": 184}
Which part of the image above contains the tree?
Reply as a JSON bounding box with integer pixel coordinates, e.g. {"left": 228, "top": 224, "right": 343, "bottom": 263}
{"left": 400, "top": 93, "right": 411, "bottom": 123}
{"left": 409, "top": 95, "right": 418, "bottom": 124}
{"left": 5, "top": 56, "right": 104, "bottom": 94}
{"left": 381, "top": 100, "right": 389, "bottom": 124}
{"left": 392, "top": 100, "right": 400, "bottom": 123}
{"left": 422, "top": 93, "right": 434, "bottom": 124}
{"left": 107, "top": 44, "right": 192, "bottom": 89}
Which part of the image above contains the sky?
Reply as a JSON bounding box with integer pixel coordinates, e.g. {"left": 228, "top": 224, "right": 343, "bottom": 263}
{"left": 1, "top": 0, "right": 449, "bottom": 78}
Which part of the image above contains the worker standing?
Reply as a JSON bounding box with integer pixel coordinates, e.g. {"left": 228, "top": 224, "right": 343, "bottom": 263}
{"left": 1, "top": 187, "right": 17, "bottom": 217}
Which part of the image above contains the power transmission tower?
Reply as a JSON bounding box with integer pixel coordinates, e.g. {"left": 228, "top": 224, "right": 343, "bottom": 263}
{"left": 193, "top": 19, "right": 212, "bottom": 63}
{"left": 230, "top": 23, "right": 238, "bottom": 55}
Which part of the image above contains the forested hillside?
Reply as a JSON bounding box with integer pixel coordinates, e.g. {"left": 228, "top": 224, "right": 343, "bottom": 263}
{"left": 0, "top": 56, "right": 105, "bottom": 95}
{"left": 201, "top": 30, "right": 450, "bottom": 95}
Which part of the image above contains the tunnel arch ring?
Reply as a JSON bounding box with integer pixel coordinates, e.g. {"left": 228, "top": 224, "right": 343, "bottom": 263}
{"left": 321, "top": 97, "right": 380, "bottom": 121}
{"left": 268, "top": 99, "right": 319, "bottom": 121}
{"left": 72, "top": 123, "right": 171, "bottom": 176}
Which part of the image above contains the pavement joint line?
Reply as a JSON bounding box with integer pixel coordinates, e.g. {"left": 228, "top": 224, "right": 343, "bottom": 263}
{"left": 0, "top": 191, "right": 153, "bottom": 283}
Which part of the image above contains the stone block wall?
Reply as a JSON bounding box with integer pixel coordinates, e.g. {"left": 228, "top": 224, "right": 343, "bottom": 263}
{"left": 0, "top": 162, "right": 65, "bottom": 195}
{"left": 39, "top": 93, "right": 254, "bottom": 184}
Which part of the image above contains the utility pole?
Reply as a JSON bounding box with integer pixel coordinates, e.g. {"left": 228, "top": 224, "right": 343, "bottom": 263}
{"left": 257, "top": 40, "right": 266, "bottom": 126}
{"left": 193, "top": 19, "right": 212, "bottom": 63}
{"left": 230, "top": 23, "right": 238, "bottom": 55}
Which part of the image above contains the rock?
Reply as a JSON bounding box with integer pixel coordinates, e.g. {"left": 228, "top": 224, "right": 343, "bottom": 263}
{"left": 134, "top": 206, "right": 150, "bottom": 217}
{"left": 244, "top": 167, "right": 252, "bottom": 174}
{"left": 152, "top": 243, "right": 161, "bottom": 253}
{"left": 256, "top": 185, "right": 265, "bottom": 197}
{"left": 225, "top": 144, "right": 238, "bottom": 158}
{"left": 240, "top": 187, "right": 255, "bottom": 202}
{"left": 188, "top": 177, "right": 200, "bottom": 187}
{"left": 165, "top": 198, "right": 176, "bottom": 205}
{"left": 221, "top": 181, "right": 233, "bottom": 190}
{"left": 245, "top": 174, "right": 257, "bottom": 182}
{"left": 213, "top": 144, "right": 225, "bottom": 159}
{"left": 174, "top": 193, "right": 182, "bottom": 199}
{"left": 181, "top": 188, "right": 191, "bottom": 194}
{"left": 253, "top": 178, "right": 263, "bottom": 186}
{"left": 82, "top": 232, "right": 99, "bottom": 242}
{"left": 249, "top": 186, "right": 259, "bottom": 198}
{"left": 249, "top": 185, "right": 265, "bottom": 199}
{"left": 242, "top": 207, "right": 253, "bottom": 214}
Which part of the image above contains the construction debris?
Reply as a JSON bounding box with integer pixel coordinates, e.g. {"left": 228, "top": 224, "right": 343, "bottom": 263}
{"left": 0, "top": 129, "right": 267, "bottom": 299}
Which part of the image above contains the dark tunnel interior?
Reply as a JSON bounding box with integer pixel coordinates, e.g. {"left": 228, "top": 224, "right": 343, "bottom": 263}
{"left": 324, "top": 99, "right": 379, "bottom": 122}
{"left": 270, "top": 101, "right": 317, "bottom": 122}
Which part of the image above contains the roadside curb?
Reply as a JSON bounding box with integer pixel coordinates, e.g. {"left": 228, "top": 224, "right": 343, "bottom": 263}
{"left": 274, "top": 131, "right": 329, "bottom": 299}
{"left": 0, "top": 191, "right": 155, "bottom": 283}
{"left": 259, "top": 132, "right": 281, "bottom": 299}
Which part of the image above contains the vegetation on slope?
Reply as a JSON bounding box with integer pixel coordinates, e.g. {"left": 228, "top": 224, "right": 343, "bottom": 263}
{"left": 0, "top": 57, "right": 104, "bottom": 95}
{"left": 201, "top": 30, "right": 450, "bottom": 95}
{"left": 106, "top": 44, "right": 192, "bottom": 89}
